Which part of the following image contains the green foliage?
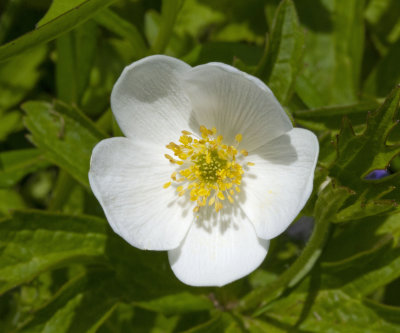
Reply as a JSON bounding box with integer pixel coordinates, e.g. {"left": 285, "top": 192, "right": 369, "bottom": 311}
{"left": 22, "top": 100, "right": 107, "bottom": 188}
{"left": 1, "top": 0, "right": 400, "bottom": 331}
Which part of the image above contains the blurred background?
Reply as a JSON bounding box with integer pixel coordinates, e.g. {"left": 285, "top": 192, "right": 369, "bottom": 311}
{"left": 1, "top": 0, "right": 400, "bottom": 332}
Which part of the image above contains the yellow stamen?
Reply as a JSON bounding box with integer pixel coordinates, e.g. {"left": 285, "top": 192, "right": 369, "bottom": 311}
{"left": 164, "top": 126, "right": 248, "bottom": 213}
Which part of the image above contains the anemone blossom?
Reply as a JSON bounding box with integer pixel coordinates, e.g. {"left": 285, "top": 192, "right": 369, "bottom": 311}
{"left": 89, "top": 55, "right": 319, "bottom": 287}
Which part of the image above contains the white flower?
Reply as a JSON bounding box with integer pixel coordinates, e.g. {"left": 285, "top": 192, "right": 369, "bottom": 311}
{"left": 89, "top": 55, "right": 319, "bottom": 287}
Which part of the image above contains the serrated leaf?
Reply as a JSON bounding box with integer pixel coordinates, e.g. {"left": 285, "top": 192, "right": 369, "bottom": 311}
{"left": 20, "top": 270, "right": 120, "bottom": 333}
{"left": 22, "top": 100, "right": 107, "bottom": 188}
{"left": 0, "top": 210, "right": 108, "bottom": 294}
{"left": 329, "top": 86, "right": 400, "bottom": 220}
{"left": 0, "top": 149, "right": 49, "bottom": 188}
{"left": 240, "top": 182, "right": 352, "bottom": 312}
{"left": 255, "top": 0, "right": 304, "bottom": 104}
{"left": 0, "top": 0, "right": 116, "bottom": 63}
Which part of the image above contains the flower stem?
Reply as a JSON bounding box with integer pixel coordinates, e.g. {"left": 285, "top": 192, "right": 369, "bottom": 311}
{"left": 48, "top": 170, "right": 74, "bottom": 211}
{"left": 237, "top": 183, "right": 352, "bottom": 314}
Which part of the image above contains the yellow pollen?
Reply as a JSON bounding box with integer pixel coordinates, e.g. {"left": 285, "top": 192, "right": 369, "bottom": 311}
{"left": 164, "top": 126, "right": 253, "bottom": 213}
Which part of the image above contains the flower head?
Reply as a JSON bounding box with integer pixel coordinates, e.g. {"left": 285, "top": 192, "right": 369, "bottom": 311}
{"left": 89, "top": 55, "right": 319, "bottom": 287}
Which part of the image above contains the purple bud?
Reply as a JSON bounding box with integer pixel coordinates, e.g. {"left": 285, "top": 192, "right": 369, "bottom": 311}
{"left": 365, "top": 169, "right": 391, "bottom": 180}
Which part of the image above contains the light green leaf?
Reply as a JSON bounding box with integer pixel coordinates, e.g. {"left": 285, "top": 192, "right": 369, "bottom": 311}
{"left": 134, "top": 293, "right": 213, "bottom": 315}
{"left": 0, "top": 210, "right": 108, "bottom": 295}
{"left": 241, "top": 317, "right": 285, "bottom": 333}
{"left": 0, "top": 149, "right": 49, "bottom": 188}
{"left": 0, "top": 111, "right": 23, "bottom": 141}
{"left": 0, "top": 46, "right": 46, "bottom": 110}
{"left": 22, "top": 100, "right": 107, "bottom": 188}
{"left": 295, "top": 0, "right": 365, "bottom": 107}
{"left": 255, "top": 0, "right": 304, "bottom": 104}
{"left": 20, "top": 270, "right": 119, "bottom": 333}
{"left": 151, "top": 0, "right": 184, "bottom": 54}
{"left": 38, "top": 0, "right": 88, "bottom": 27}
{"left": 94, "top": 8, "right": 147, "bottom": 59}
{"left": 0, "top": 189, "right": 25, "bottom": 216}
{"left": 0, "top": 0, "right": 116, "bottom": 63}
{"left": 174, "top": 0, "right": 224, "bottom": 39}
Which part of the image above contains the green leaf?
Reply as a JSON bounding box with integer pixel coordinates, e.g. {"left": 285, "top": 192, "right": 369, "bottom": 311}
{"left": 240, "top": 317, "right": 286, "bottom": 333}
{"left": 0, "top": 210, "right": 108, "bottom": 294}
{"left": 262, "top": 288, "right": 400, "bottom": 332}
{"left": 20, "top": 270, "right": 120, "bottom": 333}
{"left": 134, "top": 293, "right": 213, "bottom": 316}
{"left": 181, "top": 313, "right": 240, "bottom": 333}
{"left": 293, "top": 101, "right": 380, "bottom": 132}
{"left": 0, "top": 110, "right": 23, "bottom": 141}
{"left": 255, "top": 0, "right": 304, "bottom": 104}
{"left": 239, "top": 182, "right": 352, "bottom": 312}
{"left": 56, "top": 20, "right": 98, "bottom": 104}
{"left": 38, "top": 0, "right": 89, "bottom": 27}
{"left": 151, "top": 0, "right": 184, "bottom": 54}
{"left": 0, "top": 189, "right": 25, "bottom": 216}
{"left": 0, "top": 149, "right": 49, "bottom": 188}
{"left": 0, "top": 46, "right": 46, "bottom": 110}
{"left": 364, "top": 39, "right": 400, "bottom": 98}
{"left": 0, "top": 0, "right": 116, "bottom": 63}
{"left": 365, "top": 0, "right": 400, "bottom": 49}
{"left": 22, "top": 100, "right": 107, "bottom": 188}
{"left": 295, "top": 0, "right": 365, "bottom": 107}
{"left": 329, "top": 86, "right": 400, "bottom": 221}
{"left": 94, "top": 8, "right": 147, "bottom": 59}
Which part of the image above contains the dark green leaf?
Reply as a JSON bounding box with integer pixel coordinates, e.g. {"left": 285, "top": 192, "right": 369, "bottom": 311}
{"left": 22, "top": 100, "right": 107, "bottom": 188}
{"left": 181, "top": 313, "right": 240, "bottom": 333}
{"left": 0, "top": 149, "right": 49, "bottom": 188}
{"left": 20, "top": 269, "right": 120, "bottom": 333}
{"left": 0, "top": 0, "right": 116, "bottom": 63}
{"left": 0, "top": 210, "right": 108, "bottom": 294}
{"left": 255, "top": 0, "right": 304, "bottom": 104}
{"left": 134, "top": 293, "right": 213, "bottom": 315}
{"left": 329, "top": 86, "right": 400, "bottom": 221}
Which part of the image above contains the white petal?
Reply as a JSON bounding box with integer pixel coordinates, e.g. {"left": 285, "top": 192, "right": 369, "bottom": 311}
{"left": 111, "top": 55, "right": 194, "bottom": 144}
{"left": 241, "top": 128, "right": 319, "bottom": 240}
{"left": 183, "top": 63, "right": 293, "bottom": 151}
{"left": 89, "top": 137, "right": 193, "bottom": 250}
{"left": 168, "top": 206, "right": 269, "bottom": 287}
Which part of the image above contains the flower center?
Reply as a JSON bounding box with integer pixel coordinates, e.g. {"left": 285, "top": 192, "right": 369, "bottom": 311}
{"left": 163, "top": 126, "right": 253, "bottom": 213}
